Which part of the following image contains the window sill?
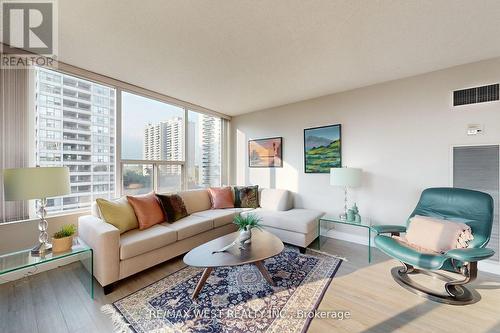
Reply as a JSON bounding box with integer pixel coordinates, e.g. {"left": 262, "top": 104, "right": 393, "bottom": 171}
{"left": 1, "top": 208, "right": 90, "bottom": 226}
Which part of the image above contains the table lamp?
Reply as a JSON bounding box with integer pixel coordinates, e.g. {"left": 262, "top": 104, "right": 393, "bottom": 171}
{"left": 3, "top": 167, "right": 70, "bottom": 256}
{"left": 330, "top": 167, "right": 362, "bottom": 220}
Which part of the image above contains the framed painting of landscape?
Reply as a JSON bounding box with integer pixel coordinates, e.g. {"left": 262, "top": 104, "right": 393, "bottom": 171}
{"left": 248, "top": 137, "right": 283, "bottom": 167}
{"left": 304, "top": 124, "right": 341, "bottom": 173}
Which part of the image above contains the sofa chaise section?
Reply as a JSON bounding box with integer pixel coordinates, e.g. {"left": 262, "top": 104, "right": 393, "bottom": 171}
{"left": 243, "top": 189, "right": 323, "bottom": 251}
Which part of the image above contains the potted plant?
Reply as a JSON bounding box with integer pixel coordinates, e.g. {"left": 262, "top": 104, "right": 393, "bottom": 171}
{"left": 233, "top": 213, "right": 263, "bottom": 246}
{"left": 52, "top": 224, "right": 77, "bottom": 252}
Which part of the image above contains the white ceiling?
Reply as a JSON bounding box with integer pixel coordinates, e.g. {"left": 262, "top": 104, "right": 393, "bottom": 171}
{"left": 58, "top": 0, "right": 500, "bottom": 116}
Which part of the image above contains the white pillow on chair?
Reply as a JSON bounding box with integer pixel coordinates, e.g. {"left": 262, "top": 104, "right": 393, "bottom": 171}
{"left": 404, "top": 215, "right": 473, "bottom": 253}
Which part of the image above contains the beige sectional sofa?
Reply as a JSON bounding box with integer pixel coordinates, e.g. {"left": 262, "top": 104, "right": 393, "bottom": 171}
{"left": 78, "top": 188, "right": 323, "bottom": 292}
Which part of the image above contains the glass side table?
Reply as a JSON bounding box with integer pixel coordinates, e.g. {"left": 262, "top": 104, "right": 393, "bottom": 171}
{"left": 319, "top": 215, "right": 374, "bottom": 263}
{"left": 0, "top": 238, "right": 93, "bottom": 298}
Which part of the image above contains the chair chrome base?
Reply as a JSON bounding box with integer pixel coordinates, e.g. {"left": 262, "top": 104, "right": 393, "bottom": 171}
{"left": 391, "top": 262, "right": 480, "bottom": 305}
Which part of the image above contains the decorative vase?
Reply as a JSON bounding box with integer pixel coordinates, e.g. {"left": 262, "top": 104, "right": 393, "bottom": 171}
{"left": 52, "top": 236, "right": 73, "bottom": 252}
{"left": 347, "top": 209, "right": 355, "bottom": 222}
{"left": 352, "top": 203, "right": 361, "bottom": 223}
{"left": 238, "top": 228, "right": 252, "bottom": 246}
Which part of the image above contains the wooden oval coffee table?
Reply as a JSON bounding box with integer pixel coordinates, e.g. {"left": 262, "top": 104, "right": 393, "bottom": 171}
{"left": 183, "top": 229, "right": 284, "bottom": 299}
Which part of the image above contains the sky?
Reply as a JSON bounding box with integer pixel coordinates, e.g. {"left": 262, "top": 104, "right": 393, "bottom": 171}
{"left": 305, "top": 125, "right": 340, "bottom": 141}
{"left": 121, "top": 91, "right": 185, "bottom": 159}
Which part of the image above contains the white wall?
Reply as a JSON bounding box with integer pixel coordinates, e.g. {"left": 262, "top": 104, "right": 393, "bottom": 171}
{"left": 230, "top": 57, "right": 500, "bottom": 243}
{"left": 0, "top": 211, "right": 86, "bottom": 254}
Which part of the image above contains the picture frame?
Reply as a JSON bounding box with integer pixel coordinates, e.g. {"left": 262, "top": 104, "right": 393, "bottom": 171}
{"left": 303, "top": 124, "right": 342, "bottom": 173}
{"left": 248, "top": 137, "right": 283, "bottom": 168}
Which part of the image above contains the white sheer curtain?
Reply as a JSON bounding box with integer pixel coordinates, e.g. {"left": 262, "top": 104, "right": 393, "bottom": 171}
{"left": 0, "top": 67, "right": 30, "bottom": 223}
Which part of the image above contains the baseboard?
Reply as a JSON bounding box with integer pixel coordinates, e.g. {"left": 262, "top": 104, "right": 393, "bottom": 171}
{"left": 478, "top": 260, "right": 500, "bottom": 275}
{"left": 324, "top": 230, "right": 500, "bottom": 276}
{"left": 324, "top": 229, "right": 375, "bottom": 247}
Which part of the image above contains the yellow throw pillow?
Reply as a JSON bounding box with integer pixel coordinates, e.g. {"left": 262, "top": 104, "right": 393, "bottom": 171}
{"left": 96, "top": 197, "right": 139, "bottom": 234}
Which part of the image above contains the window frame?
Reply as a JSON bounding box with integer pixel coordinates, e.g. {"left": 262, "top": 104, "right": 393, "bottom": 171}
{"left": 22, "top": 64, "right": 229, "bottom": 220}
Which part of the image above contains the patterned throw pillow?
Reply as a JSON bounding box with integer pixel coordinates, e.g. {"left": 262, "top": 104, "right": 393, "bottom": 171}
{"left": 234, "top": 185, "right": 259, "bottom": 208}
{"left": 156, "top": 194, "right": 189, "bottom": 222}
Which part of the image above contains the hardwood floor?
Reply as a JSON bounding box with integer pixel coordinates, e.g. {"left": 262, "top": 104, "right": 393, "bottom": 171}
{"left": 1, "top": 238, "right": 499, "bottom": 333}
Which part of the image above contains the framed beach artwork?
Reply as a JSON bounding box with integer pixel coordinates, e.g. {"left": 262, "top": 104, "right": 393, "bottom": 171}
{"left": 248, "top": 137, "right": 283, "bottom": 168}
{"left": 304, "top": 124, "right": 341, "bottom": 173}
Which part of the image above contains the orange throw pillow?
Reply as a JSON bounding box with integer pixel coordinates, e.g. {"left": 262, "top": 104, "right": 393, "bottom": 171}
{"left": 208, "top": 187, "right": 234, "bottom": 209}
{"left": 127, "top": 192, "right": 165, "bottom": 230}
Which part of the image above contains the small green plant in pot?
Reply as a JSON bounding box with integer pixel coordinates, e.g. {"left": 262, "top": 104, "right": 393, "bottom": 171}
{"left": 233, "top": 213, "right": 263, "bottom": 246}
{"left": 52, "top": 224, "right": 77, "bottom": 252}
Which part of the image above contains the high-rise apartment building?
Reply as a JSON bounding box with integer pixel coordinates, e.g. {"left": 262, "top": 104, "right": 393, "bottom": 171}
{"left": 143, "top": 115, "right": 221, "bottom": 189}
{"left": 200, "top": 114, "right": 221, "bottom": 187}
{"left": 143, "top": 117, "right": 184, "bottom": 161}
{"left": 35, "top": 67, "right": 116, "bottom": 212}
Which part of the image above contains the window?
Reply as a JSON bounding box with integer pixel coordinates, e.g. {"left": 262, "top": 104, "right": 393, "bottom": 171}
{"left": 34, "top": 67, "right": 116, "bottom": 213}
{"left": 121, "top": 91, "right": 185, "bottom": 194}
{"left": 92, "top": 125, "right": 109, "bottom": 134}
{"left": 122, "top": 164, "right": 153, "bottom": 195}
{"left": 94, "top": 95, "right": 111, "bottom": 107}
{"left": 93, "top": 85, "right": 109, "bottom": 96}
{"left": 158, "top": 165, "right": 182, "bottom": 193}
{"left": 38, "top": 129, "right": 61, "bottom": 140}
{"left": 40, "top": 117, "right": 61, "bottom": 129}
{"left": 120, "top": 92, "right": 224, "bottom": 194}
{"left": 39, "top": 70, "right": 61, "bottom": 83}
{"left": 40, "top": 83, "right": 61, "bottom": 95}
{"left": 0, "top": 65, "right": 224, "bottom": 222}
{"left": 38, "top": 106, "right": 61, "bottom": 117}
{"left": 39, "top": 141, "right": 60, "bottom": 151}
{"left": 453, "top": 145, "right": 500, "bottom": 262}
{"left": 39, "top": 94, "right": 61, "bottom": 107}
{"left": 94, "top": 116, "right": 109, "bottom": 125}
{"left": 95, "top": 106, "right": 110, "bottom": 116}
{"left": 187, "top": 111, "right": 222, "bottom": 189}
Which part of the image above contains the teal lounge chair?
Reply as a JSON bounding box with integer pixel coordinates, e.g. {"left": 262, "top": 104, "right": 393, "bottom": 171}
{"left": 373, "top": 188, "right": 495, "bottom": 305}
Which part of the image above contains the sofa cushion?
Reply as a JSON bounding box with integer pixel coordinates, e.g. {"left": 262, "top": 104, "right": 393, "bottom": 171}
{"left": 177, "top": 189, "right": 212, "bottom": 214}
{"left": 96, "top": 197, "right": 139, "bottom": 234}
{"left": 127, "top": 192, "right": 165, "bottom": 230}
{"left": 162, "top": 215, "right": 213, "bottom": 240}
{"left": 120, "top": 224, "right": 177, "bottom": 260}
{"left": 245, "top": 208, "right": 322, "bottom": 234}
{"left": 192, "top": 209, "right": 240, "bottom": 228}
{"left": 260, "top": 189, "right": 293, "bottom": 211}
{"left": 208, "top": 187, "right": 235, "bottom": 209}
{"left": 234, "top": 185, "right": 259, "bottom": 208}
{"left": 156, "top": 193, "right": 188, "bottom": 222}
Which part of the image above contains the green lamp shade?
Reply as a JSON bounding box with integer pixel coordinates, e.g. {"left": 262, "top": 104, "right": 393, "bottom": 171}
{"left": 330, "top": 167, "right": 362, "bottom": 187}
{"left": 3, "top": 167, "right": 70, "bottom": 201}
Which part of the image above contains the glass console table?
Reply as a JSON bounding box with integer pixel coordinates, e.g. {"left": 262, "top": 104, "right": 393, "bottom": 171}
{"left": 0, "top": 238, "right": 93, "bottom": 298}
{"left": 318, "top": 215, "right": 374, "bottom": 263}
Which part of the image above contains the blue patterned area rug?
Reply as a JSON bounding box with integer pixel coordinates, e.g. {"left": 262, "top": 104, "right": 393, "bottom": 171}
{"left": 102, "top": 247, "right": 342, "bottom": 333}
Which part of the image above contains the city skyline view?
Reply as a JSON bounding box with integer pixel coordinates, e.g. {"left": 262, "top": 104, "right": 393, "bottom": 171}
{"left": 121, "top": 92, "right": 184, "bottom": 160}
{"left": 34, "top": 67, "right": 222, "bottom": 213}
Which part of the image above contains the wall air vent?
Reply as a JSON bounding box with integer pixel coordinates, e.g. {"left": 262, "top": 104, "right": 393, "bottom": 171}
{"left": 453, "top": 84, "right": 499, "bottom": 106}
